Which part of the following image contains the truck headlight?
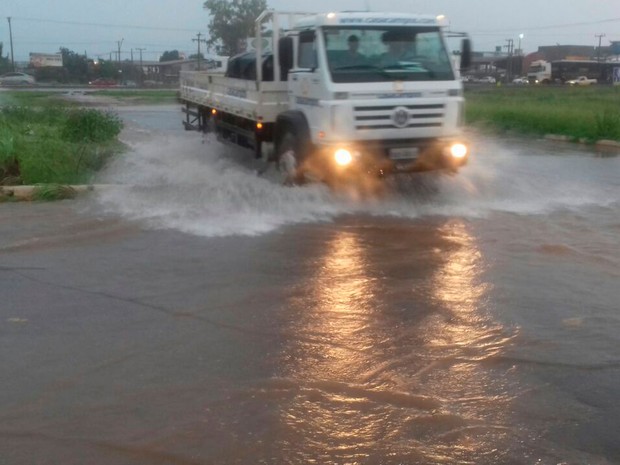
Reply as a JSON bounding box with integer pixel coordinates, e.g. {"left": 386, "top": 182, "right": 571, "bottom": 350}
{"left": 449, "top": 143, "right": 468, "bottom": 159}
{"left": 334, "top": 148, "right": 353, "bottom": 166}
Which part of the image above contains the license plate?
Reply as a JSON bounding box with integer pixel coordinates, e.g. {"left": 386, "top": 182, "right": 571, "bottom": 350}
{"left": 389, "top": 147, "right": 419, "bottom": 160}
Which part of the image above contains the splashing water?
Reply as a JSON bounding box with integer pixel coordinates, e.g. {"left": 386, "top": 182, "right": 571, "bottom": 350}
{"left": 95, "top": 127, "right": 620, "bottom": 237}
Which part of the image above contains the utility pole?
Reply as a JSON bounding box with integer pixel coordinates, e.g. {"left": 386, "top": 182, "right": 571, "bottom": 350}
{"left": 136, "top": 47, "right": 146, "bottom": 84}
{"left": 505, "top": 38, "right": 514, "bottom": 83}
{"left": 116, "top": 38, "right": 124, "bottom": 82}
{"left": 116, "top": 38, "right": 124, "bottom": 64}
{"left": 192, "top": 32, "right": 207, "bottom": 70}
{"left": 595, "top": 33, "right": 606, "bottom": 62}
{"left": 518, "top": 34, "right": 524, "bottom": 76}
{"left": 7, "top": 17, "right": 15, "bottom": 71}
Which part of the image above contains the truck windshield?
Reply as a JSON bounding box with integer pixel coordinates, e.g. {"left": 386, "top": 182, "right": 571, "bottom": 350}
{"left": 323, "top": 26, "right": 455, "bottom": 83}
{"left": 529, "top": 65, "right": 545, "bottom": 73}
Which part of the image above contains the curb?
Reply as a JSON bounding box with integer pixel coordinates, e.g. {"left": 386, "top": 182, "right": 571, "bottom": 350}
{"left": 0, "top": 184, "right": 114, "bottom": 201}
{"left": 544, "top": 134, "right": 620, "bottom": 151}
{"left": 595, "top": 139, "right": 620, "bottom": 150}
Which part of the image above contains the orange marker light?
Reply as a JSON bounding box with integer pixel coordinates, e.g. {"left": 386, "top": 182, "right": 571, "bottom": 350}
{"left": 256, "top": 122, "right": 263, "bottom": 129}
{"left": 211, "top": 108, "right": 217, "bottom": 115}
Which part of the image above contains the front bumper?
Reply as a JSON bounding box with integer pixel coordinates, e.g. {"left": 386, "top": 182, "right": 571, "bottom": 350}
{"left": 304, "top": 138, "right": 470, "bottom": 181}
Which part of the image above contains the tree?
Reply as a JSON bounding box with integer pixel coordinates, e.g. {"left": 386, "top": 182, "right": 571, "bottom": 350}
{"left": 60, "top": 48, "right": 90, "bottom": 82}
{"left": 97, "top": 59, "right": 118, "bottom": 79}
{"left": 203, "top": 0, "right": 267, "bottom": 56}
{"left": 160, "top": 50, "right": 180, "bottom": 62}
{"left": 189, "top": 53, "right": 205, "bottom": 60}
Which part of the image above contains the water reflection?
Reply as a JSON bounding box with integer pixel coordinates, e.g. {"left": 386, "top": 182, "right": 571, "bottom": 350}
{"left": 265, "top": 220, "right": 518, "bottom": 464}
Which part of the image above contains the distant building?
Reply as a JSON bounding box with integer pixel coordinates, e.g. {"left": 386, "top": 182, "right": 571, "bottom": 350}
{"left": 468, "top": 50, "right": 523, "bottom": 80}
{"left": 467, "top": 44, "right": 617, "bottom": 81}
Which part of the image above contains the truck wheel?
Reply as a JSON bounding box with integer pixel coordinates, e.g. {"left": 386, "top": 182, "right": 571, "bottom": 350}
{"left": 276, "top": 132, "right": 305, "bottom": 185}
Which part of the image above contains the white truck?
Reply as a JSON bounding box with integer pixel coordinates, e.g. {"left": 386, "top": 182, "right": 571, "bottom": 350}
{"left": 179, "top": 10, "right": 472, "bottom": 185}
{"left": 527, "top": 59, "right": 552, "bottom": 84}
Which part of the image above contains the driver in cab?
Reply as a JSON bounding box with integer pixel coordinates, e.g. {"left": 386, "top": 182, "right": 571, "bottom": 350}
{"left": 379, "top": 30, "right": 414, "bottom": 67}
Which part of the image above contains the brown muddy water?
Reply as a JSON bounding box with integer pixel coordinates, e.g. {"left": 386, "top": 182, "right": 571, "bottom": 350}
{"left": 1, "top": 105, "right": 619, "bottom": 464}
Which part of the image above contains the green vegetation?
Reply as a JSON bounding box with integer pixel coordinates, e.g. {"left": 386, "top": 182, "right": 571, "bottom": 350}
{"left": 31, "top": 183, "right": 78, "bottom": 201}
{"left": 0, "top": 89, "right": 184, "bottom": 200}
{"left": 204, "top": 0, "right": 267, "bottom": 55}
{"left": 465, "top": 86, "right": 620, "bottom": 142}
{"left": 0, "top": 105, "right": 123, "bottom": 188}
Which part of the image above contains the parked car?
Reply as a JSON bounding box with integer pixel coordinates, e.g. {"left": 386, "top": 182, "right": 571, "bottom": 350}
{"left": 88, "top": 78, "right": 117, "bottom": 87}
{"left": 478, "top": 76, "right": 496, "bottom": 84}
{"left": 566, "top": 76, "right": 597, "bottom": 86}
{"left": 512, "top": 77, "right": 529, "bottom": 85}
{"left": 0, "top": 72, "right": 35, "bottom": 86}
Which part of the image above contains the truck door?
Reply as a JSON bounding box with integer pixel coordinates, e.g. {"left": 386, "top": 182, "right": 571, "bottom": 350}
{"left": 289, "top": 30, "right": 324, "bottom": 142}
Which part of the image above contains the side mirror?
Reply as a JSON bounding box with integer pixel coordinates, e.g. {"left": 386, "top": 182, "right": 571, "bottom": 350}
{"left": 460, "top": 38, "right": 472, "bottom": 70}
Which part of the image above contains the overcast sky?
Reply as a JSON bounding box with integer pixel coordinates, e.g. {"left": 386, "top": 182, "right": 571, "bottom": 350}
{"left": 1, "top": 0, "right": 619, "bottom": 62}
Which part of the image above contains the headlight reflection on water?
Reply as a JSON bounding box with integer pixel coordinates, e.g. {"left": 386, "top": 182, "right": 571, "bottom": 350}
{"left": 270, "top": 222, "right": 520, "bottom": 463}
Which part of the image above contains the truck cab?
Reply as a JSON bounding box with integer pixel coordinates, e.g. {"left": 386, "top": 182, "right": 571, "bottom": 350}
{"left": 274, "top": 12, "right": 471, "bottom": 182}
{"left": 527, "top": 60, "right": 552, "bottom": 84}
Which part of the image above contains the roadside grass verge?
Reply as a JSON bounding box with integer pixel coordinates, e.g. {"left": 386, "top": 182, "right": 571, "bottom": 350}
{"left": 0, "top": 105, "right": 124, "bottom": 194}
{"left": 90, "top": 89, "right": 179, "bottom": 104}
{"left": 0, "top": 91, "right": 77, "bottom": 108}
{"left": 31, "top": 183, "right": 78, "bottom": 201}
{"left": 465, "top": 86, "right": 620, "bottom": 142}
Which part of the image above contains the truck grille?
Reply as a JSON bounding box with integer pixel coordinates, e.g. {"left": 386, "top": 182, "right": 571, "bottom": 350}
{"left": 353, "top": 104, "right": 444, "bottom": 130}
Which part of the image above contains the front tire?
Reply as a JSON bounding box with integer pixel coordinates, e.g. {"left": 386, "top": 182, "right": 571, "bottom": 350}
{"left": 276, "top": 132, "right": 305, "bottom": 185}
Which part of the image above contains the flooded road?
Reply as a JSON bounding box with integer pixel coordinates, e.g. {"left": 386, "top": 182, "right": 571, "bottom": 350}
{"left": 1, "top": 105, "right": 619, "bottom": 464}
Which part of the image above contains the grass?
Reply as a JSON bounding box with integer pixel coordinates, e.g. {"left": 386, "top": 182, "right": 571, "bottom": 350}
{"left": 0, "top": 105, "right": 124, "bottom": 188}
{"left": 0, "top": 91, "right": 77, "bottom": 108}
{"left": 0, "top": 89, "right": 181, "bottom": 201}
{"left": 31, "top": 183, "right": 78, "bottom": 201}
{"left": 0, "top": 89, "right": 179, "bottom": 201}
{"left": 465, "top": 85, "right": 620, "bottom": 142}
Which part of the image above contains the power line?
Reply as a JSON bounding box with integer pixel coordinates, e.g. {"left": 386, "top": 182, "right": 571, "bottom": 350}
{"left": 11, "top": 16, "right": 202, "bottom": 33}
{"left": 472, "top": 17, "right": 620, "bottom": 34}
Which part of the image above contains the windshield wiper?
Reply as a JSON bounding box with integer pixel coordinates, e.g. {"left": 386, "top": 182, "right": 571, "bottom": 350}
{"left": 382, "top": 62, "right": 436, "bottom": 78}
{"left": 333, "top": 64, "right": 385, "bottom": 72}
